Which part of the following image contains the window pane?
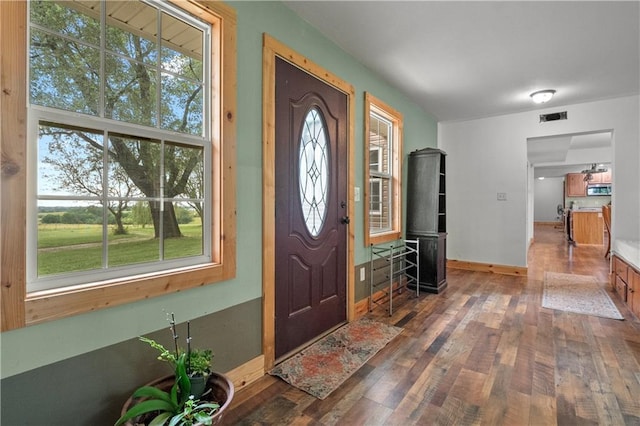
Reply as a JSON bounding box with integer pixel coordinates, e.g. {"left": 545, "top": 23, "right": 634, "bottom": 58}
{"left": 164, "top": 142, "right": 204, "bottom": 200}
{"left": 369, "top": 148, "right": 381, "bottom": 172}
{"left": 106, "top": 136, "right": 164, "bottom": 268}
{"left": 38, "top": 123, "right": 104, "bottom": 197}
{"left": 370, "top": 178, "right": 391, "bottom": 233}
{"left": 164, "top": 202, "right": 203, "bottom": 260}
{"left": 369, "top": 114, "right": 392, "bottom": 175}
{"left": 108, "top": 134, "right": 161, "bottom": 197}
{"left": 106, "top": 1, "right": 158, "bottom": 66}
{"left": 161, "top": 73, "right": 203, "bottom": 135}
{"left": 108, "top": 200, "right": 160, "bottom": 267}
{"left": 30, "top": 1, "right": 101, "bottom": 45}
{"left": 37, "top": 200, "right": 104, "bottom": 277}
{"left": 30, "top": 28, "right": 100, "bottom": 115}
{"left": 105, "top": 54, "right": 158, "bottom": 126}
{"left": 161, "top": 13, "right": 203, "bottom": 80}
{"left": 369, "top": 179, "right": 381, "bottom": 215}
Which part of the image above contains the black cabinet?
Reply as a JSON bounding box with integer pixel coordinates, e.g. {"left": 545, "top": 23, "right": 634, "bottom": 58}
{"left": 406, "top": 148, "right": 447, "bottom": 293}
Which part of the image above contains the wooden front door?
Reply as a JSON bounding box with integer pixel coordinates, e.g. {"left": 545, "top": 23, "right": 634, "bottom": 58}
{"left": 274, "top": 57, "right": 348, "bottom": 359}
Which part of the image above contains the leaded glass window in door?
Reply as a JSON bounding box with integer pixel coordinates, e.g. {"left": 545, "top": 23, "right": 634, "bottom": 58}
{"left": 299, "top": 108, "right": 329, "bottom": 237}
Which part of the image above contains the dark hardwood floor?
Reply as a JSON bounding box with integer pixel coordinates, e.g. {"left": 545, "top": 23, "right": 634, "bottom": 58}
{"left": 224, "top": 224, "right": 640, "bottom": 425}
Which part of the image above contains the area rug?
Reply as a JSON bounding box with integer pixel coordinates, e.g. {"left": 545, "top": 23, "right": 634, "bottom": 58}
{"left": 542, "top": 272, "right": 623, "bottom": 320}
{"left": 269, "top": 317, "right": 403, "bottom": 399}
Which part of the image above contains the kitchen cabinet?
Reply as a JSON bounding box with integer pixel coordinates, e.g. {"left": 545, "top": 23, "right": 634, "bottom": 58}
{"left": 630, "top": 268, "right": 640, "bottom": 317}
{"left": 571, "top": 210, "right": 603, "bottom": 244}
{"left": 589, "top": 169, "right": 612, "bottom": 184}
{"left": 566, "top": 173, "right": 586, "bottom": 196}
{"left": 612, "top": 255, "right": 640, "bottom": 320}
{"left": 566, "top": 170, "right": 612, "bottom": 195}
{"left": 614, "top": 256, "right": 628, "bottom": 301}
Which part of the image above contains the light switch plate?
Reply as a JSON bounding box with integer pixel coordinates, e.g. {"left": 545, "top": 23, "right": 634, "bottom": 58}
{"left": 354, "top": 187, "right": 361, "bottom": 202}
{"left": 497, "top": 192, "right": 507, "bottom": 201}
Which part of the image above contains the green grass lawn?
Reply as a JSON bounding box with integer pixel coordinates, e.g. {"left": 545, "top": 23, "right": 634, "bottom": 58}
{"left": 37, "top": 224, "right": 147, "bottom": 248}
{"left": 37, "top": 223, "right": 203, "bottom": 276}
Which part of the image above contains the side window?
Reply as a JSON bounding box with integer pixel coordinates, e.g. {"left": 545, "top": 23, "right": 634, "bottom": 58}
{"left": 364, "top": 93, "right": 403, "bottom": 246}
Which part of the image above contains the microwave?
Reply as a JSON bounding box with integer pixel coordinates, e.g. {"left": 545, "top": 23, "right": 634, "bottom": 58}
{"left": 587, "top": 183, "right": 611, "bottom": 196}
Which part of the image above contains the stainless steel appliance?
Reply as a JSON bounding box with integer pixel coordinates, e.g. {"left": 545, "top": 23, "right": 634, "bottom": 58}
{"left": 587, "top": 183, "right": 612, "bottom": 196}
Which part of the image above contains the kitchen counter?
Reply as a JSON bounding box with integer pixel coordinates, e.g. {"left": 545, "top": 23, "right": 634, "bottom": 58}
{"left": 572, "top": 207, "right": 602, "bottom": 212}
{"left": 570, "top": 209, "right": 604, "bottom": 245}
{"left": 613, "top": 240, "right": 640, "bottom": 271}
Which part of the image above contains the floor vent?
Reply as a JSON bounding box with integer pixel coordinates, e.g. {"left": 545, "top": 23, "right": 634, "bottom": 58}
{"left": 540, "top": 111, "right": 567, "bottom": 122}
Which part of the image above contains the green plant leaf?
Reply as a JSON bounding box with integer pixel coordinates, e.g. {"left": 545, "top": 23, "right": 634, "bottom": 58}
{"left": 114, "top": 399, "right": 176, "bottom": 426}
{"left": 131, "top": 386, "right": 175, "bottom": 407}
{"left": 148, "top": 412, "right": 173, "bottom": 426}
{"left": 170, "top": 380, "right": 179, "bottom": 405}
{"left": 168, "top": 413, "right": 186, "bottom": 426}
{"left": 175, "top": 353, "right": 191, "bottom": 404}
{"left": 194, "top": 411, "right": 214, "bottom": 424}
{"left": 196, "top": 403, "right": 219, "bottom": 411}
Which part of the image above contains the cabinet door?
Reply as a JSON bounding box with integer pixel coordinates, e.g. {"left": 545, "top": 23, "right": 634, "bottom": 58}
{"left": 614, "top": 256, "right": 628, "bottom": 283}
{"left": 566, "top": 173, "right": 586, "bottom": 196}
{"left": 629, "top": 268, "right": 640, "bottom": 319}
{"left": 616, "top": 276, "right": 627, "bottom": 302}
{"left": 599, "top": 169, "right": 612, "bottom": 184}
{"left": 588, "top": 170, "right": 611, "bottom": 184}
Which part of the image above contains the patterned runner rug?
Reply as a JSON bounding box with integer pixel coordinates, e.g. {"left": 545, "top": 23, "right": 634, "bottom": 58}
{"left": 269, "top": 317, "right": 402, "bottom": 399}
{"left": 542, "top": 272, "right": 623, "bottom": 320}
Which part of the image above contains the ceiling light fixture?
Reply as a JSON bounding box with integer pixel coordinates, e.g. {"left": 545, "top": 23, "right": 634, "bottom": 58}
{"left": 530, "top": 89, "right": 556, "bottom": 104}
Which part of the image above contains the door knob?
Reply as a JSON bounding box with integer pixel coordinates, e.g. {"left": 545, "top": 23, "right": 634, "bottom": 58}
{"left": 341, "top": 216, "right": 350, "bottom": 224}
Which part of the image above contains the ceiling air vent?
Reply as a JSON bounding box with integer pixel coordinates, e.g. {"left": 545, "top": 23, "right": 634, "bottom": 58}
{"left": 539, "top": 111, "right": 567, "bottom": 122}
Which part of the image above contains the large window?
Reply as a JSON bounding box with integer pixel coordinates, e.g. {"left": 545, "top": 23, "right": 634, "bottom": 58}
{"left": 29, "top": 0, "right": 211, "bottom": 291}
{"left": 364, "top": 93, "right": 403, "bottom": 246}
{"left": 0, "top": 0, "right": 237, "bottom": 330}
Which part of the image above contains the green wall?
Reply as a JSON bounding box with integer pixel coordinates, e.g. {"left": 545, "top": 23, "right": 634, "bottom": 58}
{"left": 1, "top": 299, "right": 262, "bottom": 425}
{"left": 1, "top": 0, "right": 436, "bottom": 387}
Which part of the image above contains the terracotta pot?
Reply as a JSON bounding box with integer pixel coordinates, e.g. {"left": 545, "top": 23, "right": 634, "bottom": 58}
{"left": 121, "top": 372, "right": 234, "bottom": 425}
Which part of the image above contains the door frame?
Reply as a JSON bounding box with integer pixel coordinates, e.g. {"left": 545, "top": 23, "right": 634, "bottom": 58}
{"left": 262, "top": 34, "right": 356, "bottom": 370}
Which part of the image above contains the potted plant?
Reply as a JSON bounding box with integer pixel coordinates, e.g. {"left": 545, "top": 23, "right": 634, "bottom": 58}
{"left": 139, "top": 337, "right": 213, "bottom": 399}
{"left": 115, "top": 314, "right": 234, "bottom": 426}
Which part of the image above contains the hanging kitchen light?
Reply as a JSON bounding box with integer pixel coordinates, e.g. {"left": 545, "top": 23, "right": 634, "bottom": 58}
{"left": 581, "top": 163, "right": 608, "bottom": 181}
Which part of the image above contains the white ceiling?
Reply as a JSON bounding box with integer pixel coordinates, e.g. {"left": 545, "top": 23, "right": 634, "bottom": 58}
{"left": 283, "top": 1, "right": 639, "bottom": 123}
{"left": 528, "top": 131, "right": 612, "bottom": 178}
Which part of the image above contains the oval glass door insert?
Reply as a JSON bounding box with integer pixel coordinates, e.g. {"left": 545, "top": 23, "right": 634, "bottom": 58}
{"left": 299, "top": 107, "right": 329, "bottom": 237}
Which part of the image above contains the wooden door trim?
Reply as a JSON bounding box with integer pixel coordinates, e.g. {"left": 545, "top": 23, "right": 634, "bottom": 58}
{"left": 262, "top": 34, "right": 355, "bottom": 370}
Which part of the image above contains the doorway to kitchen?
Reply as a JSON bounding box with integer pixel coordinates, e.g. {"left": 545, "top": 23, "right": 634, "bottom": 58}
{"left": 527, "top": 130, "right": 613, "bottom": 263}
